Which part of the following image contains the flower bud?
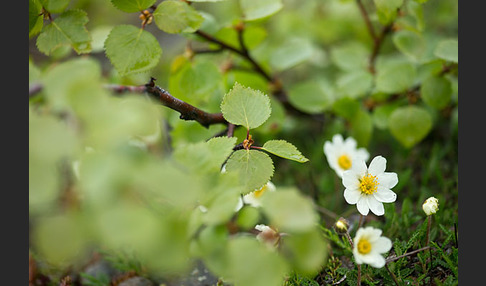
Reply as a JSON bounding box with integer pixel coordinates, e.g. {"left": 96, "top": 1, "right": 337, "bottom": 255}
{"left": 422, "top": 197, "right": 439, "bottom": 216}
{"left": 334, "top": 217, "right": 349, "bottom": 234}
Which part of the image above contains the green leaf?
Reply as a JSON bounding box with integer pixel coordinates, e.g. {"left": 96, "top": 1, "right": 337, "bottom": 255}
{"left": 153, "top": 0, "right": 204, "bottom": 34}
{"left": 330, "top": 41, "right": 369, "bottom": 71}
{"left": 434, "top": 39, "right": 458, "bottom": 63}
{"left": 239, "top": 0, "right": 283, "bottom": 21}
{"left": 269, "top": 38, "right": 315, "bottom": 71}
{"left": 389, "top": 106, "right": 433, "bottom": 148}
{"left": 104, "top": 25, "right": 162, "bottom": 76}
{"left": 225, "top": 149, "right": 274, "bottom": 192}
{"left": 40, "top": 0, "right": 70, "bottom": 13}
{"left": 220, "top": 82, "right": 271, "bottom": 130}
{"left": 224, "top": 236, "right": 288, "bottom": 286}
{"left": 349, "top": 109, "right": 373, "bottom": 147}
{"left": 393, "top": 30, "right": 426, "bottom": 61}
{"left": 110, "top": 0, "right": 156, "bottom": 13}
{"left": 179, "top": 59, "right": 224, "bottom": 104}
{"left": 372, "top": 102, "right": 401, "bottom": 130}
{"left": 29, "top": 0, "right": 44, "bottom": 37}
{"left": 373, "top": 0, "right": 403, "bottom": 25}
{"left": 375, "top": 60, "right": 416, "bottom": 94}
{"left": 336, "top": 70, "right": 373, "bottom": 99}
{"left": 420, "top": 75, "right": 452, "bottom": 109}
{"left": 261, "top": 188, "right": 319, "bottom": 232}
{"left": 288, "top": 79, "right": 334, "bottom": 114}
{"left": 36, "top": 9, "right": 91, "bottom": 55}
{"left": 262, "top": 140, "right": 309, "bottom": 163}
{"left": 332, "top": 97, "right": 360, "bottom": 120}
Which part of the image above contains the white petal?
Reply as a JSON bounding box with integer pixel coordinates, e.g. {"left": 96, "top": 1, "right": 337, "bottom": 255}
{"left": 373, "top": 237, "right": 392, "bottom": 254}
{"left": 342, "top": 171, "right": 360, "bottom": 189}
{"left": 368, "top": 156, "right": 387, "bottom": 175}
{"left": 357, "top": 197, "right": 370, "bottom": 215}
{"left": 356, "top": 148, "right": 370, "bottom": 162}
{"left": 367, "top": 255, "right": 386, "bottom": 268}
{"left": 351, "top": 159, "right": 368, "bottom": 178}
{"left": 377, "top": 172, "right": 398, "bottom": 189}
{"left": 374, "top": 187, "right": 397, "bottom": 203}
{"left": 343, "top": 136, "right": 357, "bottom": 150}
{"left": 323, "top": 142, "right": 334, "bottom": 158}
{"left": 344, "top": 188, "right": 361, "bottom": 204}
{"left": 367, "top": 196, "right": 385, "bottom": 216}
{"left": 332, "top": 134, "right": 344, "bottom": 145}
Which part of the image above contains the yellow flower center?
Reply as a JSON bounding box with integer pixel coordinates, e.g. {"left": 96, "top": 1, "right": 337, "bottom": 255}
{"left": 253, "top": 184, "right": 268, "bottom": 198}
{"left": 338, "top": 154, "right": 352, "bottom": 170}
{"left": 359, "top": 173, "right": 379, "bottom": 195}
{"left": 357, "top": 238, "right": 372, "bottom": 254}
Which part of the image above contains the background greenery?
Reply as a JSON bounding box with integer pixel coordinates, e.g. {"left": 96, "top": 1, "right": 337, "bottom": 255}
{"left": 29, "top": 0, "right": 458, "bottom": 285}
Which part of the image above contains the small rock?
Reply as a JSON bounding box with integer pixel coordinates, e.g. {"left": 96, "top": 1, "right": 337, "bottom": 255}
{"left": 118, "top": 276, "right": 154, "bottom": 286}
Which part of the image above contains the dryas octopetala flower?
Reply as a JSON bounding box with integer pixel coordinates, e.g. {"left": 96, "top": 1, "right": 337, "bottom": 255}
{"left": 342, "top": 155, "right": 398, "bottom": 216}
{"left": 323, "top": 134, "right": 370, "bottom": 178}
{"left": 255, "top": 224, "right": 281, "bottom": 248}
{"left": 422, "top": 197, "right": 439, "bottom": 215}
{"left": 353, "top": 226, "right": 392, "bottom": 268}
{"left": 235, "top": 181, "right": 276, "bottom": 211}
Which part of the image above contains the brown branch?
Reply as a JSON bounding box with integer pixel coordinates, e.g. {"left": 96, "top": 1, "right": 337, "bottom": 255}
{"left": 385, "top": 246, "right": 431, "bottom": 263}
{"left": 143, "top": 77, "right": 227, "bottom": 128}
{"left": 369, "top": 23, "right": 394, "bottom": 74}
{"left": 356, "top": 0, "right": 377, "bottom": 41}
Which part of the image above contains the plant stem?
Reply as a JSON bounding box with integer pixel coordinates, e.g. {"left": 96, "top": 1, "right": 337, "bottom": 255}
{"left": 385, "top": 246, "right": 431, "bottom": 263}
{"left": 384, "top": 264, "right": 400, "bottom": 286}
{"left": 356, "top": 0, "right": 377, "bottom": 41}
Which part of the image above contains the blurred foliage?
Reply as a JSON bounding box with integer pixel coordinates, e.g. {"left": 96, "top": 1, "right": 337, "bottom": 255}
{"left": 29, "top": 0, "right": 457, "bottom": 285}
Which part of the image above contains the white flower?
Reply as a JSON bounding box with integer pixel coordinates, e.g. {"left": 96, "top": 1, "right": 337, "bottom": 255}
{"left": 235, "top": 181, "right": 276, "bottom": 211}
{"left": 343, "top": 156, "right": 398, "bottom": 216}
{"left": 353, "top": 226, "right": 392, "bottom": 268}
{"left": 255, "top": 224, "right": 280, "bottom": 247}
{"left": 422, "top": 197, "right": 439, "bottom": 215}
{"left": 323, "top": 134, "right": 370, "bottom": 178}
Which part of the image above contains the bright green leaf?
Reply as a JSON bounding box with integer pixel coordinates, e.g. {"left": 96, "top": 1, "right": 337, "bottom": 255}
{"left": 225, "top": 149, "right": 274, "bottom": 192}
{"left": 330, "top": 41, "right": 369, "bottom": 71}
{"left": 262, "top": 140, "right": 309, "bottom": 163}
{"left": 420, "top": 75, "right": 452, "bottom": 109}
{"left": 389, "top": 105, "right": 433, "bottom": 148}
{"left": 110, "top": 0, "right": 156, "bottom": 13}
{"left": 29, "top": 0, "right": 43, "bottom": 37}
{"left": 104, "top": 25, "right": 162, "bottom": 76}
{"left": 36, "top": 9, "right": 91, "bottom": 55}
{"left": 336, "top": 70, "right": 373, "bottom": 99}
{"left": 240, "top": 0, "right": 283, "bottom": 21}
{"left": 270, "top": 38, "right": 315, "bottom": 71}
{"left": 434, "top": 39, "right": 458, "bottom": 63}
{"left": 220, "top": 82, "right": 271, "bottom": 130}
{"left": 153, "top": 1, "right": 204, "bottom": 34}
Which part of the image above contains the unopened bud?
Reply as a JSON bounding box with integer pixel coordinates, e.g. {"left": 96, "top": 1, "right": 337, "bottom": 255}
{"left": 422, "top": 197, "right": 439, "bottom": 216}
{"left": 334, "top": 217, "right": 349, "bottom": 234}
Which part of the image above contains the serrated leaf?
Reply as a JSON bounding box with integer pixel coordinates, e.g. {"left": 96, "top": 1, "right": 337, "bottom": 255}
{"left": 434, "top": 39, "right": 458, "bottom": 63}
{"left": 36, "top": 10, "right": 91, "bottom": 55}
{"left": 220, "top": 83, "right": 271, "bottom": 130}
{"left": 420, "top": 75, "right": 452, "bottom": 109}
{"left": 261, "top": 188, "right": 319, "bottom": 232}
{"left": 389, "top": 106, "right": 432, "bottom": 148}
{"left": 225, "top": 149, "right": 274, "bottom": 192}
{"left": 240, "top": 0, "right": 283, "bottom": 21}
{"left": 153, "top": 1, "right": 204, "bottom": 34}
{"left": 29, "top": 0, "right": 43, "bottom": 37}
{"left": 110, "top": 0, "right": 156, "bottom": 13}
{"left": 262, "top": 140, "right": 308, "bottom": 163}
{"left": 104, "top": 25, "right": 162, "bottom": 76}
{"left": 174, "top": 137, "right": 237, "bottom": 173}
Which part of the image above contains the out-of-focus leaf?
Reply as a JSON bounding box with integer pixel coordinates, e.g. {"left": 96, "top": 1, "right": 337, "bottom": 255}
{"left": 434, "top": 39, "right": 458, "bottom": 63}
{"left": 240, "top": 0, "right": 283, "bottom": 21}
{"left": 349, "top": 109, "right": 373, "bottom": 147}
{"left": 270, "top": 38, "right": 315, "bottom": 71}
{"left": 393, "top": 30, "right": 426, "bottom": 62}
{"left": 153, "top": 0, "right": 204, "bottom": 33}
{"left": 110, "top": 0, "right": 156, "bottom": 13}
{"left": 420, "top": 75, "right": 452, "bottom": 109}
{"left": 336, "top": 70, "right": 373, "bottom": 99}
{"left": 389, "top": 105, "right": 433, "bottom": 148}
{"left": 288, "top": 79, "right": 334, "bottom": 114}
{"left": 373, "top": 0, "right": 404, "bottom": 25}
{"left": 375, "top": 59, "right": 416, "bottom": 94}
{"left": 330, "top": 41, "right": 369, "bottom": 71}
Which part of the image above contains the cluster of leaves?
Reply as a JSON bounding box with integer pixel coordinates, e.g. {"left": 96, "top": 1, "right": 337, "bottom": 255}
{"left": 29, "top": 0, "right": 457, "bottom": 285}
